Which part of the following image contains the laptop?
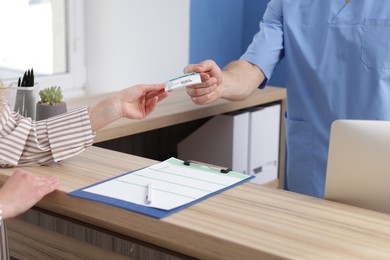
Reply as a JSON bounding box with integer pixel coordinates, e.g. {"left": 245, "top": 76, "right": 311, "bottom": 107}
{"left": 324, "top": 120, "right": 390, "bottom": 214}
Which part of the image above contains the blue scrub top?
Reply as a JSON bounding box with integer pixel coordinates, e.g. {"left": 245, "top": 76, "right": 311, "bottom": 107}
{"left": 241, "top": 0, "right": 390, "bottom": 198}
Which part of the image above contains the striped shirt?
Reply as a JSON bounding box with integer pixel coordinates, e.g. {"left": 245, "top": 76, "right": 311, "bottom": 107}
{"left": 0, "top": 102, "right": 94, "bottom": 167}
{"left": 0, "top": 222, "right": 7, "bottom": 260}
{"left": 0, "top": 203, "right": 7, "bottom": 260}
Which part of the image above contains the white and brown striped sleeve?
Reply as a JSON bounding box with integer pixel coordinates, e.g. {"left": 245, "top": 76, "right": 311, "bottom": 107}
{"left": 0, "top": 104, "right": 94, "bottom": 167}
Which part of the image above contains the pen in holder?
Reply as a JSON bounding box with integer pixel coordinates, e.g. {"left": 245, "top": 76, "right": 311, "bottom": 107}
{"left": 13, "top": 83, "right": 39, "bottom": 120}
{"left": 12, "top": 68, "right": 39, "bottom": 120}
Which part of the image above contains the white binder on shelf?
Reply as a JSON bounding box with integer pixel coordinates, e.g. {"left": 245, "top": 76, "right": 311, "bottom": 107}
{"left": 177, "top": 104, "right": 281, "bottom": 185}
{"left": 177, "top": 110, "right": 250, "bottom": 174}
{"left": 247, "top": 104, "right": 280, "bottom": 184}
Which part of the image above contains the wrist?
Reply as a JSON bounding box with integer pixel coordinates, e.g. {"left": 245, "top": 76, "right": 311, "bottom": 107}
{"left": 0, "top": 203, "right": 3, "bottom": 222}
{"left": 88, "top": 94, "right": 122, "bottom": 132}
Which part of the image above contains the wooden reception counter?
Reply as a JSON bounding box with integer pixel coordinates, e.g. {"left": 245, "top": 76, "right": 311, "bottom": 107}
{"left": 1, "top": 146, "right": 389, "bottom": 259}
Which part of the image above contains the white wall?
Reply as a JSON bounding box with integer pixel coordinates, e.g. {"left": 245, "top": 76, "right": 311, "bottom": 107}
{"left": 84, "top": 0, "right": 190, "bottom": 95}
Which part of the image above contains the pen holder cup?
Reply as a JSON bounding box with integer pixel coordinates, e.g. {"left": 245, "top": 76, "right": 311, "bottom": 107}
{"left": 9, "top": 83, "right": 39, "bottom": 120}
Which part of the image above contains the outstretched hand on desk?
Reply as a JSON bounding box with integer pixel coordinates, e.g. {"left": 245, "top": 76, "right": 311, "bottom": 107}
{"left": 88, "top": 84, "right": 168, "bottom": 132}
{"left": 0, "top": 169, "right": 60, "bottom": 219}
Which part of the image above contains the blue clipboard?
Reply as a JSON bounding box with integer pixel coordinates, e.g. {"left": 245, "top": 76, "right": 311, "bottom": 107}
{"left": 68, "top": 160, "right": 255, "bottom": 219}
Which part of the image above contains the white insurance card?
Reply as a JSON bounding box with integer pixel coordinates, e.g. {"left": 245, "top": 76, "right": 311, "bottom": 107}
{"left": 165, "top": 72, "right": 201, "bottom": 91}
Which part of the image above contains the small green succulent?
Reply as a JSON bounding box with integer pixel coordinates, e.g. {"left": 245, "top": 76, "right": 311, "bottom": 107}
{"left": 39, "top": 86, "right": 64, "bottom": 105}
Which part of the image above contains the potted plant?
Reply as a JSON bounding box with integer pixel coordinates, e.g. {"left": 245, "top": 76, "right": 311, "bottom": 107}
{"left": 36, "top": 86, "right": 67, "bottom": 120}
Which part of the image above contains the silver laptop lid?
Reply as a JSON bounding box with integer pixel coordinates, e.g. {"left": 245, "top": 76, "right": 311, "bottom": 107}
{"left": 324, "top": 120, "right": 390, "bottom": 214}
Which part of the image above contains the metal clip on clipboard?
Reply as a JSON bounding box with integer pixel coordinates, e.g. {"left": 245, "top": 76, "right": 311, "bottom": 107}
{"left": 183, "top": 160, "right": 231, "bottom": 174}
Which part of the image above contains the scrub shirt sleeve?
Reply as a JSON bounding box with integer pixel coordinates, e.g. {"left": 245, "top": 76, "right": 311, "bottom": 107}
{"left": 240, "top": 0, "right": 284, "bottom": 88}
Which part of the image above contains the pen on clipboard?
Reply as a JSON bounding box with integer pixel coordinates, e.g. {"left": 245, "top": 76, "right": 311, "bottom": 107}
{"left": 145, "top": 183, "right": 153, "bottom": 205}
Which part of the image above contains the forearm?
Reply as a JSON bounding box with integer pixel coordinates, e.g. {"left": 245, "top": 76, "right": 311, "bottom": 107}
{"left": 88, "top": 94, "right": 122, "bottom": 132}
{"left": 221, "top": 60, "right": 266, "bottom": 101}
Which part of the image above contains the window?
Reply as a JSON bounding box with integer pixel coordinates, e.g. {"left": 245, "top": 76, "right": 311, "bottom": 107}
{"left": 0, "top": 0, "right": 85, "bottom": 97}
